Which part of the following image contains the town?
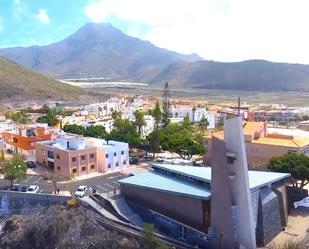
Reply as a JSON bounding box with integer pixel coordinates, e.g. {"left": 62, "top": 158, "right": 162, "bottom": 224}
{"left": 0, "top": 83, "right": 308, "bottom": 249}
{"left": 1, "top": 1, "right": 309, "bottom": 248}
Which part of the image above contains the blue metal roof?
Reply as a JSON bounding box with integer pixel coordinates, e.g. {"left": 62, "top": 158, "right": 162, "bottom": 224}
{"left": 118, "top": 171, "right": 212, "bottom": 200}
{"left": 152, "top": 164, "right": 290, "bottom": 191}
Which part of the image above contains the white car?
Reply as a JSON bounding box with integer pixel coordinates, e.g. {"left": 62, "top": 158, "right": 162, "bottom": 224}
{"left": 26, "top": 185, "right": 40, "bottom": 193}
{"left": 75, "top": 186, "right": 87, "bottom": 198}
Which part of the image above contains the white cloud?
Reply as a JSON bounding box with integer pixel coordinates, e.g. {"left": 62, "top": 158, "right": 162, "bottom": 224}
{"left": 13, "top": 0, "right": 27, "bottom": 20}
{"left": 84, "top": 0, "right": 309, "bottom": 64}
{"left": 35, "top": 9, "right": 50, "bottom": 24}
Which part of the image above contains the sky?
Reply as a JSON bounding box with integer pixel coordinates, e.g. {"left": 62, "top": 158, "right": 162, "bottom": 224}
{"left": 0, "top": 0, "right": 309, "bottom": 64}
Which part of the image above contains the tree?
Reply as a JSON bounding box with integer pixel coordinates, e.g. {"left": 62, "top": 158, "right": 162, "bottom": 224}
{"left": 84, "top": 125, "right": 106, "bottom": 138}
{"left": 147, "top": 130, "right": 163, "bottom": 158}
{"left": 199, "top": 114, "right": 209, "bottom": 135}
{"left": 160, "top": 123, "right": 206, "bottom": 160}
{"left": 182, "top": 113, "right": 191, "bottom": 129}
{"left": 192, "top": 106, "right": 196, "bottom": 123}
{"left": 162, "top": 82, "right": 171, "bottom": 127}
{"left": 107, "top": 119, "right": 143, "bottom": 147}
{"left": 5, "top": 109, "right": 30, "bottom": 124}
{"left": 268, "top": 153, "right": 309, "bottom": 189}
{"left": 63, "top": 124, "right": 86, "bottom": 135}
{"left": 134, "top": 110, "right": 146, "bottom": 135}
{"left": 153, "top": 101, "right": 162, "bottom": 129}
{"left": 2, "top": 155, "right": 27, "bottom": 190}
{"left": 141, "top": 223, "right": 169, "bottom": 249}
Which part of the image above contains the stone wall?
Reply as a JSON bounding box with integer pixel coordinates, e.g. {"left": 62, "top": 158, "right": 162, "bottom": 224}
{"left": 0, "top": 190, "right": 71, "bottom": 218}
{"left": 256, "top": 187, "right": 282, "bottom": 247}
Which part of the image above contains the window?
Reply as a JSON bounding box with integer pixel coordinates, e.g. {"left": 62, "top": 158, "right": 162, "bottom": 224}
{"left": 193, "top": 232, "right": 209, "bottom": 241}
{"left": 105, "top": 154, "right": 109, "bottom": 158}
{"left": 123, "top": 160, "right": 126, "bottom": 165}
{"left": 90, "top": 164, "right": 95, "bottom": 170}
{"left": 114, "top": 152, "right": 117, "bottom": 156}
{"left": 90, "top": 153, "right": 95, "bottom": 159}
{"left": 13, "top": 137, "right": 18, "bottom": 143}
{"left": 158, "top": 215, "right": 173, "bottom": 225}
{"left": 82, "top": 166, "right": 86, "bottom": 172}
{"left": 56, "top": 154, "right": 60, "bottom": 159}
{"left": 57, "top": 166, "right": 61, "bottom": 170}
{"left": 47, "top": 150, "right": 54, "bottom": 159}
{"left": 72, "top": 157, "right": 77, "bottom": 162}
{"left": 121, "top": 150, "right": 124, "bottom": 155}
{"left": 116, "top": 161, "right": 119, "bottom": 167}
{"left": 108, "top": 163, "right": 112, "bottom": 169}
{"left": 72, "top": 168, "right": 77, "bottom": 174}
{"left": 178, "top": 226, "right": 186, "bottom": 240}
{"left": 81, "top": 155, "right": 86, "bottom": 160}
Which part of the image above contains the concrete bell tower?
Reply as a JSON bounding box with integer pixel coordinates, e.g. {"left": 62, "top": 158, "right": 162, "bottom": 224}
{"left": 210, "top": 116, "right": 256, "bottom": 249}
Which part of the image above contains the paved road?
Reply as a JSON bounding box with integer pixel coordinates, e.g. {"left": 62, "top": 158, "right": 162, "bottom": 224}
{"left": 0, "top": 165, "right": 148, "bottom": 195}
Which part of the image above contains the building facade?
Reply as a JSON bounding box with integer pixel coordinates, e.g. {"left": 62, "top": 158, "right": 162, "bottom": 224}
{"left": 35, "top": 135, "right": 129, "bottom": 178}
{"left": 204, "top": 121, "right": 309, "bottom": 167}
{"left": 3, "top": 125, "right": 56, "bottom": 159}
{"left": 118, "top": 163, "right": 290, "bottom": 248}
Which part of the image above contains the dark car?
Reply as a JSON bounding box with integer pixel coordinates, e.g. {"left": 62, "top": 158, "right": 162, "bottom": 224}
{"left": 12, "top": 184, "right": 28, "bottom": 192}
{"left": 129, "top": 156, "right": 139, "bottom": 164}
{"left": 26, "top": 161, "right": 37, "bottom": 168}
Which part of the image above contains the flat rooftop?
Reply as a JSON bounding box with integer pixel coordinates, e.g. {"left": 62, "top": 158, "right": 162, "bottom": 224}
{"left": 119, "top": 171, "right": 212, "bottom": 200}
{"left": 119, "top": 164, "right": 290, "bottom": 199}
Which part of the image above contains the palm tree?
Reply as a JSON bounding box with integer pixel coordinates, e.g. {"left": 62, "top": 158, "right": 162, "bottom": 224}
{"left": 199, "top": 114, "right": 209, "bottom": 135}
{"left": 134, "top": 110, "right": 146, "bottom": 135}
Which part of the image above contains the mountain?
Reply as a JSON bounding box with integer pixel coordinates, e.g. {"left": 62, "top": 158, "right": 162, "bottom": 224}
{"left": 1, "top": 23, "right": 309, "bottom": 91}
{"left": 146, "top": 60, "right": 309, "bottom": 91}
{"left": 0, "top": 23, "right": 201, "bottom": 79}
{"left": 0, "top": 56, "right": 85, "bottom": 101}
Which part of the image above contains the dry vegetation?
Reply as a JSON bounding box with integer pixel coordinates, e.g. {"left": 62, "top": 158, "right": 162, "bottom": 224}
{"left": 0, "top": 205, "right": 138, "bottom": 249}
{"left": 0, "top": 56, "right": 86, "bottom": 102}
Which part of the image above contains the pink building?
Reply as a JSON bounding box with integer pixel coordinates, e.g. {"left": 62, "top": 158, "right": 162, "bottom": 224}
{"left": 35, "top": 135, "right": 99, "bottom": 178}
{"left": 35, "top": 134, "right": 129, "bottom": 178}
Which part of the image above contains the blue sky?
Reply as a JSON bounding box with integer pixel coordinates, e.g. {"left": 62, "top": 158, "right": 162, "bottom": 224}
{"left": 0, "top": 0, "right": 150, "bottom": 48}
{"left": 0, "top": 0, "right": 309, "bottom": 64}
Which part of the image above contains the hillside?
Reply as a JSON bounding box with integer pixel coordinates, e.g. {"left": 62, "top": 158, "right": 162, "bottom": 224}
{"left": 1, "top": 23, "right": 309, "bottom": 91}
{"left": 0, "top": 23, "right": 201, "bottom": 79}
{"left": 0, "top": 56, "right": 85, "bottom": 101}
{"left": 0, "top": 205, "right": 138, "bottom": 249}
{"left": 147, "top": 60, "right": 309, "bottom": 91}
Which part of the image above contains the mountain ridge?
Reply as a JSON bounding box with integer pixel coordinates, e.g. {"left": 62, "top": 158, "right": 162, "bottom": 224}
{"left": 1, "top": 23, "right": 309, "bottom": 91}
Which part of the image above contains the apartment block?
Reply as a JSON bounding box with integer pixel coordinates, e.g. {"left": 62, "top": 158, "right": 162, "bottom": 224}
{"left": 204, "top": 121, "right": 309, "bottom": 167}
{"left": 3, "top": 125, "right": 56, "bottom": 158}
{"left": 35, "top": 135, "right": 129, "bottom": 178}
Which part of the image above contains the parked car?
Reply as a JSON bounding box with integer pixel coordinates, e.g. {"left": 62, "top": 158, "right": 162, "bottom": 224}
{"left": 12, "top": 184, "right": 28, "bottom": 192}
{"left": 129, "top": 156, "right": 139, "bottom": 164}
{"left": 26, "top": 161, "right": 37, "bottom": 168}
{"left": 26, "top": 185, "right": 40, "bottom": 193}
{"left": 75, "top": 186, "right": 88, "bottom": 198}
{"left": 144, "top": 154, "right": 154, "bottom": 161}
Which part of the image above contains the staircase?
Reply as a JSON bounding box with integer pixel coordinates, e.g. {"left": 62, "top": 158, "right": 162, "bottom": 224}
{"left": 110, "top": 197, "right": 144, "bottom": 227}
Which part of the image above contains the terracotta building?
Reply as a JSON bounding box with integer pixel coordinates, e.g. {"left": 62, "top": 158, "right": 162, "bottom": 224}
{"left": 2, "top": 125, "right": 55, "bottom": 159}
{"left": 204, "top": 121, "right": 309, "bottom": 167}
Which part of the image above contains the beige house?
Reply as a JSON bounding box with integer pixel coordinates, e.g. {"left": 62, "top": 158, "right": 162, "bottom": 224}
{"left": 204, "top": 122, "right": 309, "bottom": 168}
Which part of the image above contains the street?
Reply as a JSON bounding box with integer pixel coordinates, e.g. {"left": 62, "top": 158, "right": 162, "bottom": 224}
{"left": 0, "top": 164, "right": 149, "bottom": 195}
